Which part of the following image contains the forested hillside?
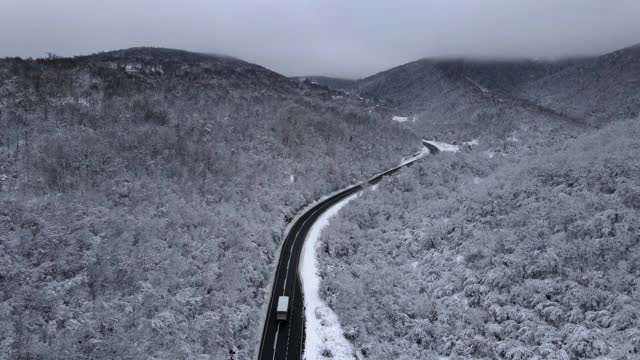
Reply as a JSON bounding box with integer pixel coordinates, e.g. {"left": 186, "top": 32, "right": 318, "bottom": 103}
{"left": 0, "top": 48, "right": 417, "bottom": 359}
{"left": 520, "top": 44, "right": 640, "bottom": 125}
{"left": 318, "top": 118, "right": 640, "bottom": 359}
{"left": 311, "top": 43, "right": 640, "bottom": 360}
{"left": 351, "top": 58, "right": 584, "bottom": 147}
{"left": 350, "top": 44, "right": 640, "bottom": 149}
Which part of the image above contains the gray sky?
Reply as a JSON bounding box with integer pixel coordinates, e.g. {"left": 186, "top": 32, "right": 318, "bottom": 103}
{"left": 2, "top": 0, "right": 640, "bottom": 78}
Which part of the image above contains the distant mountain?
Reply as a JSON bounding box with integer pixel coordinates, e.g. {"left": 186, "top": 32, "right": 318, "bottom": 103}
{"left": 352, "top": 58, "right": 583, "bottom": 144}
{"left": 291, "top": 76, "right": 356, "bottom": 92}
{"left": 352, "top": 44, "right": 640, "bottom": 142}
{"left": 519, "top": 44, "right": 640, "bottom": 125}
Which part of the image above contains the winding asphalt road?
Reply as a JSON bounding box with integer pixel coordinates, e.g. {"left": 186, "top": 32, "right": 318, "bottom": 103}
{"left": 257, "top": 143, "right": 438, "bottom": 360}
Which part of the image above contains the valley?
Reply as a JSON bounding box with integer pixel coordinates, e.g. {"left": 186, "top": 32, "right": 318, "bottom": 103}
{"left": 1, "top": 41, "right": 639, "bottom": 360}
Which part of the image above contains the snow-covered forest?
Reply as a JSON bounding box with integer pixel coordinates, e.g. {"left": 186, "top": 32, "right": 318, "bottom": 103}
{"left": 318, "top": 118, "right": 640, "bottom": 359}
{"left": 0, "top": 48, "right": 417, "bottom": 359}
{"left": 1, "top": 38, "right": 639, "bottom": 360}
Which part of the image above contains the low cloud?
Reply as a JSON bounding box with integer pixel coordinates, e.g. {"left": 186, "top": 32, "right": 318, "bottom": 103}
{"left": 2, "top": 0, "right": 640, "bottom": 78}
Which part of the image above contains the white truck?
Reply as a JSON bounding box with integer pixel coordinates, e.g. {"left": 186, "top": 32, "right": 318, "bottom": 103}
{"left": 276, "top": 296, "right": 289, "bottom": 322}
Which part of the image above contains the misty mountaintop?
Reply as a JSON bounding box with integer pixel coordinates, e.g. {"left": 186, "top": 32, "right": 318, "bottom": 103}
{"left": 1, "top": 47, "right": 360, "bottom": 109}
{"left": 301, "top": 44, "right": 640, "bottom": 148}
{"left": 521, "top": 43, "right": 640, "bottom": 124}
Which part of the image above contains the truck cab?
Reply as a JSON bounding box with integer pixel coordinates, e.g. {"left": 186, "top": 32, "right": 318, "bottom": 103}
{"left": 276, "top": 296, "right": 289, "bottom": 322}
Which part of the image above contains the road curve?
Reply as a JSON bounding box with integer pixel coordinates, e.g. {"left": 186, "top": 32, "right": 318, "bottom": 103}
{"left": 257, "top": 146, "right": 434, "bottom": 360}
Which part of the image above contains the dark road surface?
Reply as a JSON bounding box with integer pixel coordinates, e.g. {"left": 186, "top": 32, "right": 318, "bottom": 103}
{"left": 257, "top": 144, "right": 436, "bottom": 360}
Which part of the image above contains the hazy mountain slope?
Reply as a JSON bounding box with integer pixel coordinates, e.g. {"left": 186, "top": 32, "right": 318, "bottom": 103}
{"left": 354, "top": 59, "right": 583, "bottom": 146}
{"left": 520, "top": 44, "right": 640, "bottom": 125}
{"left": 0, "top": 48, "right": 416, "bottom": 359}
{"left": 356, "top": 44, "right": 640, "bottom": 131}
{"left": 355, "top": 58, "right": 567, "bottom": 101}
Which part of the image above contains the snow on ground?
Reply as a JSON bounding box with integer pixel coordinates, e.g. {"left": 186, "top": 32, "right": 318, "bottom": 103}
{"left": 484, "top": 150, "right": 496, "bottom": 158}
{"left": 464, "top": 139, "right": 479, "bottom": 146}
{"left": 399, "top": 146, "right": 430, "bottom": 166}
{"left": 296, "top": 144, "right": 433, "bottom": 359}
{"left": 300, "top": 193, "right": 361, "bottom": 360}
{"left": 422, "top": 140, "right": 460, "bottom": 153}
{"left": 392, "top": 115, "right": 409, "bottom": 122}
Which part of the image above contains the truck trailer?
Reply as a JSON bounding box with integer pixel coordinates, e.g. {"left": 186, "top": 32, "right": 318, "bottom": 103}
{"left": 276, "top": 296, "right": 289, "bottom": 322}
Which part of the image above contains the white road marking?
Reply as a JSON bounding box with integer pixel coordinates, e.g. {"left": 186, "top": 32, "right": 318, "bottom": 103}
{"left": 272, "top": 323, "right": 280, "bottom": 360}
{"left": 284, "top": 278, "right": 297, "bottom": 360}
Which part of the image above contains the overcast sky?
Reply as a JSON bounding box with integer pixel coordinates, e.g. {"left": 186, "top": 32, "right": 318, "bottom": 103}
{"left": 2, "top": 0, "right": 640, "bottom": 78}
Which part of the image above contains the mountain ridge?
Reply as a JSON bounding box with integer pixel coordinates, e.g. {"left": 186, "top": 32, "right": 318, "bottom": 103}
{"left": 342, "top": 43, "right": 639, "bottom": 143}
